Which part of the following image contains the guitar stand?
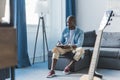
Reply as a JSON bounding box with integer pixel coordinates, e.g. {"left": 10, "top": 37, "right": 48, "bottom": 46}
{"left": 94, "top": 71, "right": 103, "bottom": 79}
{"left": 32, "top": 16, "right": 49, "bottom": 64}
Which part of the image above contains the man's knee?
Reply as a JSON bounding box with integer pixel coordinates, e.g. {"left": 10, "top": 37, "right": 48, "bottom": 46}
{"left": 52, "top": 53, "right": 59, "bottom": 60}
{"left": 76, "top": 47, "right": 85, "bottom": 53}
{"left": 73, "top": 47, "right": 85, "bottom": 61}
{"left": 52, "top": 47, "right": 59, "bottom": 53}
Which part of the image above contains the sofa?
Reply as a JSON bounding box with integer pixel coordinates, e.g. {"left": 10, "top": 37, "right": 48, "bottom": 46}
{"left": 98, "top": 32, "right": 120, "bottom": 69}
{"left": 48, "top": 30, "right": 120, "bottom": 72}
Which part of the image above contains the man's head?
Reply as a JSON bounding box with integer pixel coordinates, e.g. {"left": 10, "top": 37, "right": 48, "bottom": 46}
{"left": 67, "top": 15, "right": 76, "bottom": 30}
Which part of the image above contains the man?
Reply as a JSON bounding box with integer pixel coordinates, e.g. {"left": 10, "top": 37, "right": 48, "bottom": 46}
{"left": 47, "top": 15, "right": 85, "bottom": 78}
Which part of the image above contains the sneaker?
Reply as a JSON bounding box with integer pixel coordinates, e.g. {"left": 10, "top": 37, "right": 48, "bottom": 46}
{"left": 46, "top": 70, "right": 55, "bottom": 78}
{"left": 63, "top": 66, "right": 70, "bottom": 75}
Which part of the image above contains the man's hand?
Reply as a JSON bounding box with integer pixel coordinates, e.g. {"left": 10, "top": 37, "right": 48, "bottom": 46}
{"left": 56, "top": 45, "right": 68, "bottom": 49}
{"left": 72, "top": 45, "right": 77, "bottom": 49}
{"left": 57, "top": 45, "right": 77, "bottom": 49}
{"left": 61, "top": 45, "right": 70, "bottom": 49}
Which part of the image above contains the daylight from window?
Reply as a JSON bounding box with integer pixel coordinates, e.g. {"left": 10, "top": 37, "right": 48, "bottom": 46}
{"left": 2, "top": 0, "right": 10, "bottom": 23}
{"left": 25, "top": 0, "right": 50, "bottom": 27}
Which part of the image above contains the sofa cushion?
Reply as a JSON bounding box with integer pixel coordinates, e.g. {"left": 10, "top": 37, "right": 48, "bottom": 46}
{"left": 99, "top": 50, "right": 119, "bottom": 58}
{"left": 101, "top": 32, "right": 120, "bottom": 48}
{"left": 83, "top": 30, "right": 96, "bottom": 47}
{"left": 100, "top": 47, "right": 120, "bottom": 51}
{"left": 90, "top": 48, "right": 120, "bottom": 58}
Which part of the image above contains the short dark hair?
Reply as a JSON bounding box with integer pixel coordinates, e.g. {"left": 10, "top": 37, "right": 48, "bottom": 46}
{"left": 67, "top": 15, "right": 76, "bottom": 26}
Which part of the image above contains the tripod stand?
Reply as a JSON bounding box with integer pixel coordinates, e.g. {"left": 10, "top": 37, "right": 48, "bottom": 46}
{"left": 32, "top": 16, "right": 49, "bottom": 64}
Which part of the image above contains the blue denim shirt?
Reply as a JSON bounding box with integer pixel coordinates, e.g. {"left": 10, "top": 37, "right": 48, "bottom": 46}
{"left": 60, "top": 26, "right": 84, "bottom": 47}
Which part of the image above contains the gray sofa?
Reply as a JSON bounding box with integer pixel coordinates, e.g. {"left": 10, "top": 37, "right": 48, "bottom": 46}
{"left": 48, "top": 30, "right": 120, "bottom": 72}
{"left": 48, "top": 50, "right": 91, "bottom": 72}
{"left": 98, "top": 32, "right": 120, "bottom": 69}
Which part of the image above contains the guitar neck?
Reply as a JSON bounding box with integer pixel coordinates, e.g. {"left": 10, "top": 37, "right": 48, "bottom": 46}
{"left": 88, "top": 30, "right": 103, "bottom": 80}
{"left": 80, "top": 10, "right": 113, "bottom": 80}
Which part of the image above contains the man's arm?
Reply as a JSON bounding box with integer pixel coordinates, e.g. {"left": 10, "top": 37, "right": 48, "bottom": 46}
{"left": 59, "top": 29, "right": 66, "bottom": 44}
{"left": 75, "top": 30, "right": 84, "bottom": 47}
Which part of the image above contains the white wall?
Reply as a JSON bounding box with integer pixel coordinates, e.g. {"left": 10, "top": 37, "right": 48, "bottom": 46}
{"left": 27, "top": 0, "right": 65, "bottom": 62}
{"left": 76, "top": 0, "right": 120, "bottom": 32}
{"left": 48, "top": 0, "right": 65, "bottom": 50}
{"left": 105, "top": 0, "right": 120, "bottom": 32}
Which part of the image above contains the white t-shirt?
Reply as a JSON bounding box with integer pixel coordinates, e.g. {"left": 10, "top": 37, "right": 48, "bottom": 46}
{"left": 68, "top": 30, "right": 75, "bottom": 45}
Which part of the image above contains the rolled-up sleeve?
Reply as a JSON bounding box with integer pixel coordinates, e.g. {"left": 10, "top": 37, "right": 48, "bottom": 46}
{"left": 76, "top": 30, "right": 84, "bottom": 47}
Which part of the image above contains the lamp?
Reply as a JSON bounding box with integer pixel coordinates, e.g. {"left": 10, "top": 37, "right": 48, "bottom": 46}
{"left": 33, "top": 0, "right": 49, "bottom": 64}
{"left": 35, "top": 0, "right": 49, "bottom": 16}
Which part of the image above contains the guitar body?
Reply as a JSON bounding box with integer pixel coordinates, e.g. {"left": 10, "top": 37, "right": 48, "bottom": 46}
{"left": 80, "top": 75, "right": 101, "bottom": 80}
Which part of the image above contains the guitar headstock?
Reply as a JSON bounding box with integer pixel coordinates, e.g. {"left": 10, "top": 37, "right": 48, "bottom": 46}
{"left": 99, "top": 10, "right": 113, "bottom": 31}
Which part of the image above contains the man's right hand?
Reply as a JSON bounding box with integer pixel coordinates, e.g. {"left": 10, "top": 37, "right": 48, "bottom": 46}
{"left": 56, "top": 45, "right": 71, "bottom": 49}
{"left": 57, "top": 45, "right": 77, "bottom": 49}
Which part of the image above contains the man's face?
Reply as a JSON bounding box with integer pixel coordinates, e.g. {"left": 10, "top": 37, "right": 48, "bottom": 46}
{"left": 67, "top": 17, "right": 75, "bottom": 30}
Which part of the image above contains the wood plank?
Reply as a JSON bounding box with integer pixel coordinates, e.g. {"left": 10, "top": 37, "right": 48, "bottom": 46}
{"left": 0, "top": 27, "right": 17, "bottom": 69}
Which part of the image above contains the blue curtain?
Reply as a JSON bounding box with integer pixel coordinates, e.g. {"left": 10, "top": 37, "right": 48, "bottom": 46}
{"left": 11, "top": 0, "right": 31, "bottom": 68}
{"left": 66, "top": 0, "right": 76, "bottom": 19}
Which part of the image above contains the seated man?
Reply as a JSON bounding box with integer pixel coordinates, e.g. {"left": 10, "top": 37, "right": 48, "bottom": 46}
{"left": 47, "top": 15, "right": 85, "bottom": 78}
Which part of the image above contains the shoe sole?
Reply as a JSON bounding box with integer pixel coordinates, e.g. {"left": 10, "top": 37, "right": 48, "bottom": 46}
{"left": 46, "top": 74, "right": 55, "bottom": 78}
{"left": 63, "top": 71, "right": 70, "bottom": 75}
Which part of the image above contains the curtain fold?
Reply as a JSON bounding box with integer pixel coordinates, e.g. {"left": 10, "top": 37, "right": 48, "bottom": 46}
{"left": 66, "top": 0, "right": 76, "bottom": 19}
{"left": 11, "top": 0, "right": 31, "bottom": 68}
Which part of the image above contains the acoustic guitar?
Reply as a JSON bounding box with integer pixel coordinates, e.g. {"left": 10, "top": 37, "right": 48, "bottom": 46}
{"left": 80, "top": 10, "right": 113, "bottom": 80}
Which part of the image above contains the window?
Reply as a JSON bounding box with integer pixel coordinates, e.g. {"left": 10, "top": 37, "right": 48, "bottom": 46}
{"left": 25, "top": 0, "right": 50, "bottom": 27}
{"left": 0, "top": 0, "right": 10, "bottom": 26}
